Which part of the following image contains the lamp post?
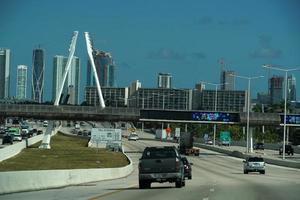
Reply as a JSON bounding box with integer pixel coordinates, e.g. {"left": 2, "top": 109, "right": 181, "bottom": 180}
{"left": 262, "top": 64, "right": 300, "bottom": 159}
{"left": 200, "top": 81, "right": 228, "bottom": 146}
{"left": 230, "top": 74, "right": 264, "bottom": 153}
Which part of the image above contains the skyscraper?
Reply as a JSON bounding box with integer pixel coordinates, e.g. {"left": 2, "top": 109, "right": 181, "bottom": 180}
{"left": 287, "top": 75, "right": 296, "bottom": 101}
{"left": 16, "top": 65, "right": 28, "bottom": 99}
{"left": 220, "top": 70, "right": 235, "bottom": 90}
{"left": 52, "top": 55, "right": 80, "bottom": 105}
{"left": 32, "top": 48, "right": 45, "bottom": 103}
{"left": 86, "top": 49, "right": 115, "bottom": 87}
{"left": 157, "top": 73, "right": 172, "bottom": 89}
{"left": 0, "top": 48, "right": 10, "bottom": 99}
{"left": 269, "top": 76, "right": 284, "bottom": 104}
{"left": 130, "top": 80, "right": 141, "bottom": 95}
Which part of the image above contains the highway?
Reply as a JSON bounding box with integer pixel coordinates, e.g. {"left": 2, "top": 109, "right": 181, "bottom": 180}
{"left": 1, "top": 138, "right": 300, "bottom": 200}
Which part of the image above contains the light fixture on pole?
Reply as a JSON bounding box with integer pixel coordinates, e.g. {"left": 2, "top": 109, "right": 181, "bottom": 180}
{"left": 229, "top": 74, "right": 264, "bottom": 153}
{"left": 200, "top": 81, "right": 228, "bottom": 146}
{"left": 262, "top": 64, "right": 300, "bottom": 159}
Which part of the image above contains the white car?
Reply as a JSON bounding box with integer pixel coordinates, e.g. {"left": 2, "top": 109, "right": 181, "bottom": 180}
{"left": 243, "top": 156, "right": 265, "bottom": 174}
{"left": 128, "top": 133, "right": 139, "bottom": 141}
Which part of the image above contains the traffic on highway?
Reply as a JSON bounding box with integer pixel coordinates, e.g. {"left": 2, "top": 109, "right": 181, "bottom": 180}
{"left": 1, "top": 120, "right": 300, "bottom": 200}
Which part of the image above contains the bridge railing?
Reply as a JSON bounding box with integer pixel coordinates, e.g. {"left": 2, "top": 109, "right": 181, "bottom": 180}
{"left": 0, "top": 104, "right": 140, "bottom": 116}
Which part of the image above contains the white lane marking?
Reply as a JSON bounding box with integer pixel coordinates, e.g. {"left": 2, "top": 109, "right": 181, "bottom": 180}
{"left": 210, "top": 188, "right": 215, "bottom": 192}
{"left": 203, "top": 197, "right": 209, "bottom": 200}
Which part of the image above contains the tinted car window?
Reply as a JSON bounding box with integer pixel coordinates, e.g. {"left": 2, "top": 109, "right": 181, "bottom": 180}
{"left": 142, "top": 148, "right": 176, "bottom": 159}
{"left": 248, "top": 157, "right": 264, "bottom": 162}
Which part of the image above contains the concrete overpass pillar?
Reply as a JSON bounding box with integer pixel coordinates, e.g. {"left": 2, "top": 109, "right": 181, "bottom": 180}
{"left": 142, "top": 122, "right": 144, "bottom": 132}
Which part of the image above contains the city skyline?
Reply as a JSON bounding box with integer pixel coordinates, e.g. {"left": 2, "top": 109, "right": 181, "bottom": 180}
{"left": 0, "top": 0, "right": 299, "bottom": 101}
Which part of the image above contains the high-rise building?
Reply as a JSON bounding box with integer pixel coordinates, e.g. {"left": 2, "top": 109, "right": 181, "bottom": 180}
{"left": 129, "top": 88, "right": 192, "bottom": 110}
{"left": 87, "top": 50, "right": 115, "bottom": 87}
{"left": 220, "top": 70, "right": 235, "bottom": 90}
{"left": 52, "top": 55, "right": 80, "bottom": 105}
{"left": 195, "top": 83, "right": 205, "bottom": 91}
{"left": 0, "top": 48, "right": 10, "bottom": 99}
{"left": 85, "top": 86, "right": 128, "bottom": 107}
{"left": 193, "top": 89, "right": 246, "bottom": 112}
{"left": 287, "top": 75, "right": 296, "bottom": 101}
{"left": 158, "top": 73, "right": 172, "bottom": 89}
{"left": 130, "top": 80, "right": 142, "bottom": 95}
{"left": 257, "top": 92, "right": 270, "bottom": 105}
{"left": 16, "top": 65, "right": 28, "bottom": 99}
{"left": 269, "top": 76, "right": 284, "bottom": 104}
{"left": 32, "top": 48, "right": 45, "bottom": 103}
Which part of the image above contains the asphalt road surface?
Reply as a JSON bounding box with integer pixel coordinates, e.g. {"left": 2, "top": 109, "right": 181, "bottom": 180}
{"left": 1, "top": 139, "right": 300, "bottom": 200}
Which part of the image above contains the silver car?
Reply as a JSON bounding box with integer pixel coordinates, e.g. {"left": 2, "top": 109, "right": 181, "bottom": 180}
{"left": 243, "top": 156, "right": 265, "bottom": 174}
{"left": 128, "top": 133, "right": 139, "bottom": 141}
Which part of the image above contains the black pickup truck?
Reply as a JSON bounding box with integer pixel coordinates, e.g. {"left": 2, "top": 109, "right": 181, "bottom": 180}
{"left": 138, "top": 146, "right": 185, "bottom": 189}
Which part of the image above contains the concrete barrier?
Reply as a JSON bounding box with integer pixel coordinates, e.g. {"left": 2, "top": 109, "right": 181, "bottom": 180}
{"left": 0, "top": 127, "right": 133, "bottom": 194}
{"left": 195, "top": 143, "right": 300, "bottom": 169}
{"left": 0, "top": 158, "right": 133, "bottom": 194}
{"left": 0, "top": 125, "right": 61, "bottom": 162}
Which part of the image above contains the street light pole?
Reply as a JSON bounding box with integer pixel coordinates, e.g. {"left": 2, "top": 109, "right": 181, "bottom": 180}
{"left": 247, "top": 78, "right": 251, "bottom": 153}
{"left": 214, "top": 85, "right": 218, "bottom": 146}
{"left": 283, "top": 71, "right": 288, "bottom": 159}
{"left": 201, "top": 81, "right": 228, "bottom": 146}
{"left": 230, "top": 74, "right": 264, "bottom": 153}
{"left": 262, "top": 64, "right": 300, "bottom": 159}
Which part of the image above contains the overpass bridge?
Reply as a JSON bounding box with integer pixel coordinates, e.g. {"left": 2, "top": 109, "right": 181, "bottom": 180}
{"left": 0, "top": 104, "right": 299, "bottom": 127}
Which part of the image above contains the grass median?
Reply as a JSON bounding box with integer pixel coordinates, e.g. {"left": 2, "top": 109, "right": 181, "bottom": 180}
{"left": 0, "top": 132, "right": 129, "bottom": 171}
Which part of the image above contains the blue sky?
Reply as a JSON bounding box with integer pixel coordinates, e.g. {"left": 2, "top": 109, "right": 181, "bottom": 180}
{"left": 1, "top": 0, "right": 300, "bottom": 102}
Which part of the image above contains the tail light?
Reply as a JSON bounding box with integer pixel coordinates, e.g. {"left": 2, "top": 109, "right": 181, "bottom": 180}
{"left": 175, "top": 158, "right": 180, "bottom": 170}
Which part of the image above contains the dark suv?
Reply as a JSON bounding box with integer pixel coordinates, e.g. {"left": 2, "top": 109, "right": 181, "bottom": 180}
{"left": 253, "top": 142, "right": 264, "bottom": 150}
{"left": 2, "top": 134, "right": 13, "bottom": 145}
{"left": 279, "top": 145, "right": 294, "bottom": 156}
{"left": 181, "top": 157, "right": 193, "bottom": 180}
{"left": 139, "top": 146, "right": 185, "bottom": 189}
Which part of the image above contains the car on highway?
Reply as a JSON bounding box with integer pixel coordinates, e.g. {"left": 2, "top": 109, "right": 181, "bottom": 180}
{"left": 128, "top": 133, "right": 139, "bottom": 141}
{"left": 205, "top": 140, "right": 213, "bottom": 145}
{"left": 139, "top": 146, "right": 185, "bottom": 189}
{"left": 279, "top": 145, "right": 294, "bottom": 156}
{"left": 7, "top": 128, "right": 22, "bottom": 141}
{"left": 253, "top": 142, "right": 264, "bottom": 150}
{"left": 181, "top": 157, "right": 193, "bottom": 179}
{"left": 43, "top": 120, "right": 48, "bottom": 127}
{"left": 243, "top": 156, "right": 265, "bottom": 174}
{"left": 2, "top": 134, "right": 14, "bottom": 145}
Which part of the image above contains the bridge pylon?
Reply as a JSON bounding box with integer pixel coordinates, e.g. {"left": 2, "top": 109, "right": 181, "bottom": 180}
{"left": 54, "top": 31, "right": 105, "bottom": 109}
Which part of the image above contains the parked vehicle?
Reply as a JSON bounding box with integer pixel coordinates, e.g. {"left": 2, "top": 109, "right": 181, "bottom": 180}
{"left": 279, "top": 145, "right": 294, "bottom": 156}
{"left": 179, "top": 132, "right": 200, "bottom": 156}
{"left": 253, "top": 142, "right": 264, "bottom": 150}
{"left": 181, "top": 157, "right": 193, "bottom": 179}
{"left": 139, "top": 146, "right": 185, "bottom": 189}
{"left": 243, "top": 156, "right": 265, "bottom": 174}
{"left": 2, "top": 134, "right": 14, "bottom": 145}
{"left": 219, "top": 131, "right": 231, "bottom": 146}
